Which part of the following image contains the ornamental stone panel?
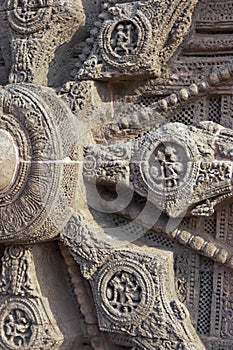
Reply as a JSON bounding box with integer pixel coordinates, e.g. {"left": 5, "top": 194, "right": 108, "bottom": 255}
{"left": 0, "top": 1, "right": 233, "bottom": 349}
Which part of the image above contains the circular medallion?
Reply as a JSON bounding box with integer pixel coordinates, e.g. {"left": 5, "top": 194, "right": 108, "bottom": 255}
{"left": 0, "top": 84, "right": 78, "bottom": 243}
{"left": 0, "top": 299, "right": 39, "bottom": 350}
{"left": 145, "top": 140, "right": 193, "bottom": 194}
{"left": 134, "top": 123, "right": 200, "bottom": 217}
{"left": 96, "top": 258, "right": 155, "bottom": 325}
{"left": 100, "top": 10, "right": 151, "bottom": 70}
{"left": 7, "top": 0, "right": 53, "bottom": 34}
{"left": 106, "top": 270, "right": 142, "bottom": 314}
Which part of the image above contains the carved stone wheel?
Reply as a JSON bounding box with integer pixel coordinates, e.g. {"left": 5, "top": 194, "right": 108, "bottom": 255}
{"left": 0, "top": 84, "right": 78, "bottom": 243}
{"left": 1, "top": 0, "right": 233, "bottom": 349}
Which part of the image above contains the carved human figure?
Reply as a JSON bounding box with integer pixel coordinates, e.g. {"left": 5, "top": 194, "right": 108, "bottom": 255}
{"left": 107, "top": 272, "right": 141, "bottom": 313}
{"left": 1, "top": 0, "right": 230, "bottom": 349}
{"left": 151, "top": 145, "right": 183, "bottom": 189}
{"left": 113, "top": 22, "right": 136, "bottom": 55}
{"left": 4, "top": 309, "right": 32, "bottom": 347}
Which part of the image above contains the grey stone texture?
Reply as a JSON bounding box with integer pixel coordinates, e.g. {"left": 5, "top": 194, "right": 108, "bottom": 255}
{"left": 0, "top": 0, "right": 233, "bottom": 349}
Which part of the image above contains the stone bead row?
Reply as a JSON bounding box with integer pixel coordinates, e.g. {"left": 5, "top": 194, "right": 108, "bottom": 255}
{"left": 60, "top": 244, "right": 105, "bottom": 350}
{"left": 170, "top": 228, "right": 233, "bottom": 269}
{"left": 156, "top": 63, "right": 233, "bottom": 112}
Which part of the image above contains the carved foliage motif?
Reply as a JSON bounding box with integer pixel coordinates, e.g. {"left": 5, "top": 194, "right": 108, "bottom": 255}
{"left": 84, "top": 143, "right": 131, "bottom": 184}
{"left": 9, "top": 38, "right": 41, "bottom": 84}
{"left": 0, "top": 0, "right": 85, "bottom": 84}
{"left": 61, "top": 214, "right": 114, "bottom": 279}
{"left": 1, "top": 0, "right": 233, "bottom": 349}
{"left": 0, "top": 246, "right": 34, "bottom": 296}
{"left": 59, "top": 81, "right": 93, "bottom": 112}
{"left": 0, "top": 85, "right": 59, "bottom": 241}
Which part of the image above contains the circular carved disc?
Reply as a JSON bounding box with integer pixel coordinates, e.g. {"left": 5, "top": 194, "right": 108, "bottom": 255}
{"left": 95, "top": 258, "right": 155, "bottom": 327}
{"left": 0, "top": 84, "right": 79, "bottom": 243}
{"left": 0, "top": 298, "right": 39, "bottom": 350}
{"left": 133, "top": 123, "right": 200, "bottom": 217}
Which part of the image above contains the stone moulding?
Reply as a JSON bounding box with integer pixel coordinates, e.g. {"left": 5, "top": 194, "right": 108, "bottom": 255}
{"left": 0, "top": 84, "right": 78, "bottom": 243}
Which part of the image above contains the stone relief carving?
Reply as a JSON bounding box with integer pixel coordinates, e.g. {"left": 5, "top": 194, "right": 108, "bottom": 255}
{"left": 75, "top": 0, "right": 199, "bottom": 80}
{"left": 0, "top": 0, "right": 233, "bottom": 349}
{"left": 84, "top": 121, "right": 233, "bottom": 218}
{"left": 0, "top": 84, "right": 78, "bottom": 243}
{"left": 0, "top": 0, "right": 85, "bottom": 84}
{"left": 0, "top": 245, "right": 63, "bottom": 349}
